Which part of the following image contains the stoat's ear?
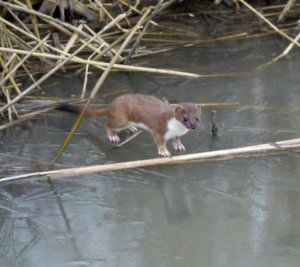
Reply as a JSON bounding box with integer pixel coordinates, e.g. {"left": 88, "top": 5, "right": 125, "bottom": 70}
{"left": 195, "top": 104, "right": 201, "bottom": 111}
{"left": 174, "top": 105, "right": 184, "bottom": 115}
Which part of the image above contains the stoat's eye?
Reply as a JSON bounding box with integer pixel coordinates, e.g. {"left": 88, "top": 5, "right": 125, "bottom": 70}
{"left": 184, "top": 117, "right": 188, "bottom": 122}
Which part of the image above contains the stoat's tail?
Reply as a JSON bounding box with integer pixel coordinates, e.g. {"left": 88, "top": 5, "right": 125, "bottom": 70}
{"left": 57, "top": 103, "right": 108, "bottom": 117}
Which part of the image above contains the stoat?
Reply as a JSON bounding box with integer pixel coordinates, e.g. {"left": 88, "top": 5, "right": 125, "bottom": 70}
{"left": 58, "top": 94, "right": 201, "bottom": 157}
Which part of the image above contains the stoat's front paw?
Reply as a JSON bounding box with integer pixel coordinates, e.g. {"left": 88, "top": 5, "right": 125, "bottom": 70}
{"left": 158, "top": 147, "right": 172, "bottom": 157}
{"left": 108, "top": 134, "right": 120, "bottom": 143}
{"left": 173, "top": 141, "right": 186, "bottom": 151}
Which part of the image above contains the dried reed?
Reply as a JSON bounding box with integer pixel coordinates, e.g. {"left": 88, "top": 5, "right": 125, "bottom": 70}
{"left": 1, "top": 138, "right": 300, "bottom": 182}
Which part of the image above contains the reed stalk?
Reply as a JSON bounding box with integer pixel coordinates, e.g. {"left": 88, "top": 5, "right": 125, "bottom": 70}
{"left": 6, "top": 7, "right": 32, "bottom": 34}
{"left": 49, "top": 6, "right": 153, "bottom": 166}
{"left": 90, "top": 7, "right": 152, "bottom": 99}
{"left": 278, "top": 0, "right": 296, "bottom": 22}
{"left": 93, "top": 0, "right": 127, "bottom": 32}
{"left": 254, "top": 31, "right": 300, "bottom": 71}
{"left": 0, "top": 1, "right": 105, "bottom": 47}
{"left": 0, "top": 107, "right": 56, "bottom": 130}
{"left": 0, "top": 47, "right": 238, "bottom": 79}
{"left": 0, "top": 12, "right": 130, "bottom": 113}
{"left": 0, "top": 15, "right": 103, "bottom": 65}
{"left": 75, "top": 29, "right": 130, "bottom": 75}
{"left": 55, "top": 24, "right": 82, "bottom": 68}
{"left": 1, "top": 138, "right": 300, "bottom": 182}
{"left": 0, "top": 34, "right": 50, "bottom": 88}
{"left": 125, "top": 0, "right": 164, "bottom": 63}
{"left": 24, "top": 0, "right": 41, "bottom": 42}
{"left": 238, "top": 0, "right": 300, "bottom": 48}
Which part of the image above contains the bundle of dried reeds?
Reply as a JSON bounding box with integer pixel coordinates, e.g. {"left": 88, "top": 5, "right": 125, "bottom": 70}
{"left": 0, "top": 0, "right": 299, "bottom": 119}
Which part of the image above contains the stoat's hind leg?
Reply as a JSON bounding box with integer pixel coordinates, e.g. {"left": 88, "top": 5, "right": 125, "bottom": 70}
{"left": 106, "top": 128, "right": 120, "bottom": 143}
{"left": 154, "top": 133, "right": 171, "bottom": 157}
{"left": 106, "top": 116, "right": 129, "bottom": 143}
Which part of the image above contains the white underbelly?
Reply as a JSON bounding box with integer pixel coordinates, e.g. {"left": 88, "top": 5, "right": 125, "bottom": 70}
{"left": 164, "top": 118, "right": 188, "bottom": 141}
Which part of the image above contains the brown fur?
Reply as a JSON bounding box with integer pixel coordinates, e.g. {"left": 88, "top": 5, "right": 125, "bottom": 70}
{"left": 57, "top": 94, "right": 201, "bottom": 156}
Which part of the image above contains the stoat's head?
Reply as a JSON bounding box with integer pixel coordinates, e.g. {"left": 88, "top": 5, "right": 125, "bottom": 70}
{"left": 174, "top": 103, "right": 201, "bottom": 130}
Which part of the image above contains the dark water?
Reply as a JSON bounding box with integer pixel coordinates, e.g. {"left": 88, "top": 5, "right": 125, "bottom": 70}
{"left": 1, "top": 34, "right": 300, "bottom": 266}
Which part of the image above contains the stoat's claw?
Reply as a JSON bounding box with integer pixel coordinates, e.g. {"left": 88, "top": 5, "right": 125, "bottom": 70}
{"left": 173, "top": 142, "right": 186, "bottom": 151}
{"left": 109, "top": 135, "right": 120, "bottom": 143}
{"left": 126, "top": 127, "right": 138, "bottom": 133}
{"left": 158, "top": 148, "right": 172, "bottom": 157}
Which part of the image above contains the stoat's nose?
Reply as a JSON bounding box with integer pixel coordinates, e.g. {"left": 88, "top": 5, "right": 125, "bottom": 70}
{"left": 190, "top": 123, "right": 197, "bottom": 129}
